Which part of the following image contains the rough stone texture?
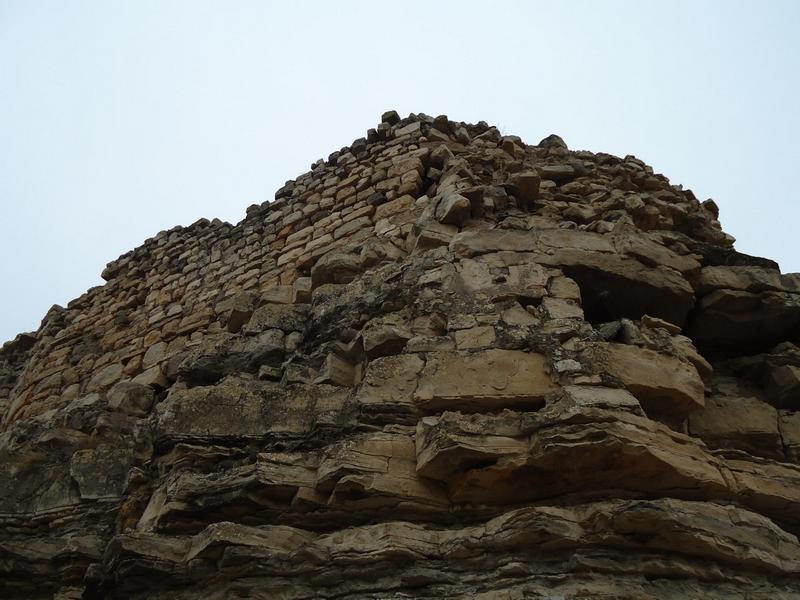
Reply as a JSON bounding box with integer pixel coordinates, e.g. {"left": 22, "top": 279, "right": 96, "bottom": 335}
{"left": 2, "top": 111, "right": 800, "bottom": 598}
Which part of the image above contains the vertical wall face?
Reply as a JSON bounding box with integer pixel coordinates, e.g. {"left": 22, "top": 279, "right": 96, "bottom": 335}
{"left": 2, "top": 112, "right": 800, "bottom": 599}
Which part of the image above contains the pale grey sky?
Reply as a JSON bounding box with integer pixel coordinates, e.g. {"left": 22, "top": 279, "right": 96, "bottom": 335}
{"left": 1, "top": 0, "right": 799, "bottom": 343}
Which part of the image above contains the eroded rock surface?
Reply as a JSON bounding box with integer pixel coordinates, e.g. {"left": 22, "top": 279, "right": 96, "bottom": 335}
{"left": 2, "top": 112, "right": 799, "bottom": 598}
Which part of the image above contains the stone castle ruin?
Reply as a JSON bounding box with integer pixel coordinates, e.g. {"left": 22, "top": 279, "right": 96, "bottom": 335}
{"left": 1, "top": 111, "right": 799, "bottom": 598}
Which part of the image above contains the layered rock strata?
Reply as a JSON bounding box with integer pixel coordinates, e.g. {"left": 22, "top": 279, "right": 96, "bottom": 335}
{"left": 2, "top": 110, "right": 800, "bottom": 599}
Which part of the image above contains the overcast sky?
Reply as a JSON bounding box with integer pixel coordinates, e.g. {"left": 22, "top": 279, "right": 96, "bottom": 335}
{"left": 1, "top": 0, "right": 799, "bottom": 343}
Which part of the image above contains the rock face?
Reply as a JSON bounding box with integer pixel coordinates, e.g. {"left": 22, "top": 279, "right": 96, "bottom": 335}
{"left": 2, "top": 112, "right": 800, "bottom": 599}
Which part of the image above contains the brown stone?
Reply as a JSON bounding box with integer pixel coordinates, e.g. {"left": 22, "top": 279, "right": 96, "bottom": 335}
{"left": 415, "top": 349, "right": 556, "bottom": 411}
{"left": 434, "top": 192, "right": 471, "bottom": 226}
{"left": 764, "top": 364, "right": 800, "bottom": 409}
{"left": 689, "top": 395, "right": 781, "bottom": 459}
{"left": 585, "top": 342, "right": 704, "bottom": 421}
{"left": 4, "top": 113, "right": 800, "bottom": 599}
{"left": 509, "top": 171, "right": 540, "bottom": 205}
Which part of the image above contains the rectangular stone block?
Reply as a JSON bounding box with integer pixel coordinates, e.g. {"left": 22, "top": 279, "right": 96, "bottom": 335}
{"left": 414, "top": 349, "right": 556, "bottom": 411}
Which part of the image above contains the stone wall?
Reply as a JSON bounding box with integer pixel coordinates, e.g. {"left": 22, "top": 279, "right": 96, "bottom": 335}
{"left": 2, "top": 111, "right": 800, "bottom": 598}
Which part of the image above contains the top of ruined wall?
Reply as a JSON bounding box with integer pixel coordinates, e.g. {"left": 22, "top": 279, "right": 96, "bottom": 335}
{"left": 0, "top": 110, "right": 766, "bottom": 426}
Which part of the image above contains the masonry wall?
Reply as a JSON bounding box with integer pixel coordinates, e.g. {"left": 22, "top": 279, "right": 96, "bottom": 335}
{"left": 4, "top": 112, "right": 800, "bottom": 599}
{"left": 0, "top": 112, "right": 726, "bottom": 426}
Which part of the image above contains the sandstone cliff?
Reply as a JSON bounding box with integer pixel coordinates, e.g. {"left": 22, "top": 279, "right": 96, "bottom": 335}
{"left": 2, "top": 111, "right": 800, "bottom": 599}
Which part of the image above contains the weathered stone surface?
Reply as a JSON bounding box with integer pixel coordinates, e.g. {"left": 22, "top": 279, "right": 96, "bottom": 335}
{"left": 70, "top": 446, "right": 132, "bottom": 500}
{"left": 242, "top": 303, "right": 307, "bottom": 334}
{"left": 85, "top": 362, "right": 124, "bottom": 392}
{"left": 540, "top": 163, "right": 576, "bottom": 182}
{"left": 74, "top": 496, "right": 799, "bottom": 599}
{"left": 415, "top": 400, "right": 800, "bottom": 526}
{"left": 415, "top": 349, "right": 556, "bottom": 411}
{"left": 509, "top": 170, "right": 540, "bottom": 205}
{"left": 689, "top": 394, "right": 781, "bottom": 459}
{"left": 434, "top": 192, "right": 471, "bottom": 225}
{"left": 310, "top": 251, "right": 363, "bottom": 287}
{"left": 451, "top": 229, "right": 696, "bottom": 325}
{"left": 355, "top": 353, "right": 425, "bottom": 421}
{"left": 155, "top": 377, "right": 349, "bottom": 445}
{"left": 584, "top": 341, "right": 705, "bottom": 421}
{"left": 559, "top": 384, "right": 644, "bottom": 414}
{"left": 361, "top": 316, "right": 412, "bottom": 358}
{"left": 177, "top": 330, "right": 286, "bottom": 385}
{"left": 91, "top": 497, "right": 800, "bottom": 599}
{"left": 3, "top": 112, "right": 800, "bottom": 598}
{"left": 107, "top": 381, "right": 155, "bottom": 417}
{"left": 765, "top": 364, "right": 800, "bottom": 409}
{"left": 781, "top": 411, "right": 800, "bottom": 462}
{"left": 687, "top": 282, "right": 800, "bottom": 349}
{"left": 316, "top": 352, "right": 356, "bottom": 386}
